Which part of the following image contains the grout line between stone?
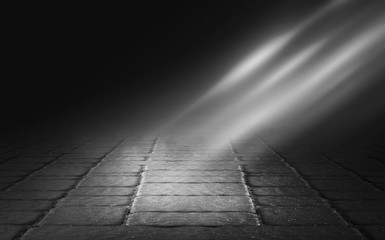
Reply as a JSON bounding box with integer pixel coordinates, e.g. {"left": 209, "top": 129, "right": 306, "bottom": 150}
{"left": 4, "top": 140, "right": 93, "bottom": 192}
{"left": 124, "top": 136, "right": 159, "bottom": 226}
{"left": 258, "top": 136, "right": 371, "bottom": 240}
{"left": 13, "top": 138, "right": 126, "bottom": 240}
{"left": 294, "top": 138, "right": 384, "bottom": 192}
{"left": 228, "top": 139, "right": 261, "bottom": 226}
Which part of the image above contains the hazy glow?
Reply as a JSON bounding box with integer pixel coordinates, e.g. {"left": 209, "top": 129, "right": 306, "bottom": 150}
{"left": 197, "top": 40, "right": 327, "bottom": 134}
{"left": 165, "top": 0, "right": 349, "bottom": 129}
{"left": 244, "top": 40, "right": 326, "bottom": 96}
{"left": 161, "top": 0, "right": 385, "bottom": 150}
{"left": 209, "top": 32, "right": 294, "bottom": 96}
{"left": 206, "top": 0, "right": 347, "bottom": 97}
{"left": 219, "top": 20, "right": 385, "bottom": 144}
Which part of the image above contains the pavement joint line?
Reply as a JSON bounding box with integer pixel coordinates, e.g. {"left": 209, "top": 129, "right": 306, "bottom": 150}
{"left": 127, "top": 211, "right": 259, "bottom": 213}
{"left": 258, "top": 136, "right": 371, "bottom": 240}
{"left": 143, "top": 170, "right": 242, "bottom": 172}
{"left": 35, "top": 224, "right": 257, "bottom": 228}
{"left": 365, "top": 153, "right": 385, "bottom": 164}
{"left": 4, "top": 135, "right": 384, "bottom": 238}
{"left": 3, "top": 153, "right": 66, "bottom": 192}
{"left": 142, "top": 182, "right": 244, "bottom": 183}
{"left": 137, "top": 194, "right": 250, "bottom": 196}
{"left": 126, "top": 136, "right": 260, "bottom": 226}
{"left": 3, "top": 139, "right": 93, "bottom": 191}
{"left": 228, "top": 139, "right": 261, "bottom": 226}
{"left": 13, "top": 138, "right": 127, "bottom": 240}
{"left": 1, "top": 153, "right": 23, "bottom": 164}
{"left": 2, "top": 145, "right": 25, "bottom": 154}
{"left": 121, "top": 224, "right": 260, "bottom": 228}
{"left": 296, "top": 140, "right": 384, "bottom": 240}
{"left": 124, "top": 136, "right": 159, "bottom": 225}
{"left": 123, "top": 164, "right": 146, "bottom": 225}
{"left": 315, "top": 154, "right": 384, "bottom": 192}
{"left": 298, "top": 138, "right": 385, "bottom": 191}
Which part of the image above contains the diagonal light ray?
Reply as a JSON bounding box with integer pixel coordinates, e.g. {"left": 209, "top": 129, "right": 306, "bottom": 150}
{"left": 196, "top": 39, "right": 329, "bottom": 135}
{"left": 163, "top": 0, "right": 350, "bottom": 130}
{"left": 216, "top": 19, "right": 385, "bottom": 145}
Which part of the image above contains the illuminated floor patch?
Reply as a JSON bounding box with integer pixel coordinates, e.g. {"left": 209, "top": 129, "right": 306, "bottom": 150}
{"left": 126, "top": 136, "right": 260, "bottom": 226}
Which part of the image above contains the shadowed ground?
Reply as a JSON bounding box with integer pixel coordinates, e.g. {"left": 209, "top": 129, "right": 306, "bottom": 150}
{"left": 1, "top": 129, "right": 384, "bottom": 240}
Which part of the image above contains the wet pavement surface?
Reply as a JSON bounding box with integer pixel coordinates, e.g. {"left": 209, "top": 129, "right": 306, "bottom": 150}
{"left": 1, "top": 133, "right": 384, "bottom": 240}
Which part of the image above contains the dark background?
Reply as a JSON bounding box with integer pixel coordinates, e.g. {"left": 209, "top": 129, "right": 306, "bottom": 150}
{"left": 3, "top": 1, "right": 385, "bottom": 141}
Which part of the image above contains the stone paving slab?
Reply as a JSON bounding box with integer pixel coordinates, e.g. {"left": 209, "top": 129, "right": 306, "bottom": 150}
{"left": 12, "top": 180, "right": 77, "bottom": 191}
{"left": 127, "top": 212, "right": 259, "bottom": 226}
{"left": 243, "top": 165, "right": 292, "bottom": 173}
{"left": 131, "top": 196, "right": 255, "bottom": 212}
{"left": 251, "top": 187, "right": 318, "bottom": 196}
{"left": 19, "top": 226, "right": 365, "bottom": 240}
{"left": 321, "top": 190, "right": 385, "bottom": 200}
{"left": 0, "top": 200, "right": 52, "bottom": 211}
{"left": 80, "top": 176, "right": 139, "bottom": 187}
{"left": 0, "top": 211, "right": 42, "bottom": 224}
{"left": 98, "top": 159, "right": 144, "bottom": 165}
{"left": 361, "top": 226, "right": 385, "bottom": 240}
{"left": 104, "top": 156, "right": 146, "bottom": 161}
{"left": 150, "top": 156, "right": 236, "bottom": 161}
{"left": 248, "top": 176, "right": 307, "bottom": 187}
{"left": 41, "top": 206, "right": 128, "bottom": 225}
{"left": 0, "top": 171, "right": 31, "bottom": 176}
{"left": 34, "top": 166, "right": 89, "bottom": 176}
{"left": 56, "top": 158, "right": 100, "bottom": 163}
{"left": 0, "top": 176, "right": 24, "bottom": 183}
{"left": 59, "top": 196, "right": 130, "bottom": 206}
{"left": 259, "top": 206, "right": 346, "bottom": 225}
{"left": 145, "top": 163, "right": 240, "bottom": 171}
{"left": 93, "top": 165, "right": 142, "bottom": 173}
{"left": 309, "top": 179, "right": 376, "bottom": 191}
{"left": 332, "top": 200, "right": 385, "bottom": 211}
{"left": 0, "top": 191, "right": 64, "bottom": 200}
{"left": 0, "top": 164, "right": 46, "bottom": 171}
{"left": 1, "top": 134, "right": 384, "bottom": 239}
{"left": 142, "top": 175, "right": 243, "bottom": 183}
{"left": 0, "top": 225, "right": 27, "bottom": 240}
{"left": 143, "top": 170, "right": 243, "bottom": 177}
{"left": 256, "top": 196, "right": 327, "bottom": 206}
{"left": 0, "top": 183, "right": 12, "bottom": 190}
{"left": 138, "top": 183, "right": 248, "bottom": 195}
{"left": 293, "top": 164, "right": 355, "bottom": 177}
{"left": 343, "top": 211, "right": 385, "bottom": 225}
{"left": 69, "top": 187, "right": 136, "bottom": 196}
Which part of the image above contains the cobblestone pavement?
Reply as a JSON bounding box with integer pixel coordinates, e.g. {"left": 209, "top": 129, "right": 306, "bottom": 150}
{"left": 1, "top": 133, "right": 384, "bottom": 240}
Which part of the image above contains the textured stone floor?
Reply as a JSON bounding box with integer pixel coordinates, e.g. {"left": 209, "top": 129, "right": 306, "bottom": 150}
{"left": 1, "top": 133, "right": 384, "bottom": 240}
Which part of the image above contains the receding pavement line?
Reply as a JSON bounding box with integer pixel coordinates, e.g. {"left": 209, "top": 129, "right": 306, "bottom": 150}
{"left": 126, "top": 136, "right": 260, "bottom": 226}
